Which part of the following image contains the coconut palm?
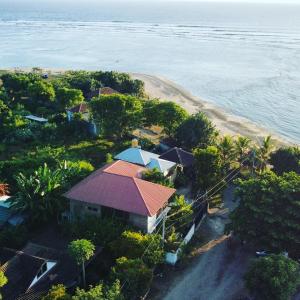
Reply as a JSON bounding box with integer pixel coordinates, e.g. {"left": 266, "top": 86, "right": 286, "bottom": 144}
{"left": 257, "top": 135, "right": 274, "bottom": 173}
{"left": 217, "top": 135, "right": 236, "bottom": 172}
{"left": 235, "top": 136, "right": 252, "bottom": 162}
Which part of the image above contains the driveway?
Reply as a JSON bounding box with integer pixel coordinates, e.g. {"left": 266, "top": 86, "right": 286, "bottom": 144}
{"left": 163, "top": 186, "right": 252, "bottom": 300}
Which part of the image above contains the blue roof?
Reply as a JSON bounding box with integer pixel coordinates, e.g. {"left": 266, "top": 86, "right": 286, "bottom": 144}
{"left": 115, "top": 148, "right": 176, "bottom": 173}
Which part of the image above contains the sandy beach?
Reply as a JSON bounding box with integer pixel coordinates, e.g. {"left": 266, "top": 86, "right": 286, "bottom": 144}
{"left": 132, "top": 73, "right": 293, "bottom": 147}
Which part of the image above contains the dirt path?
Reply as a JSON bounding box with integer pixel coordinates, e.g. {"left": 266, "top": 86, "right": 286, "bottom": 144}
{"left": 162, "top": 187, "right": 252, "bottom": 300}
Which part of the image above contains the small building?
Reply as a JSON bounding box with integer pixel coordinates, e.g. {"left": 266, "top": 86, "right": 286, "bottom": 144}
{"left": 25, "top": 115, "right": 48, "bottom": 123}
{"left": 86, "top": 87, "right": 120, "bottom": 100}
{"left": 159, "top": 147, "right": 195, "bottom": 168}
{"left": 64, "top": 160, "right": 176, "bottom": 233}
{"left": 115, "top": 147, "right": 176, "bottom": 176}
{"left": 66, "top": 102, "right": 89, "bottom": 122}
{"left": 0, "top": 194, "right": 24, "bottom": 227}
{"left": 0, "top": 241, "right": 100, "bottom": 300}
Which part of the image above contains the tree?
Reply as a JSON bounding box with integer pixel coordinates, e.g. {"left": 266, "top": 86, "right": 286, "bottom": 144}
{"left": 10, "top": 163, "right": 72, "bottom": 224}
{"left": 111, "top": 257, "right": 153, "bottom": 299}
{"left": 68, "top": 239, "right": 95, "bottom": 288}
{"left": 193, "top": 146, "right": 223, "bottom": 192}
{"left": 175, "top": 112, "right": 218, "bottom": 150}
{"left": 0, "top": 100, "right": 14, "bottom": 137}
{"left": 90, "top": 94, "right": 143, "bottom": 138}
{"left": 110, "top": 231, "right": 164, "bottom": 267}
{"left": 256, "top": 135, "right": 274, "bottom": 173}
{"left": 56, "top": 88, "right": 84, "bottom": 111}
{"left": 227, "top": 171, "right": 300, "bottom": 256}
{"left": 28, "top": 80, "right": 56, "bottom": 108}
{"left": 234, "top": 136, "right": 251, "bottom": 162}
{"left": 42, "top": 284, "right": 71, "bottom": 300}
{"left": 142, "top": 168, "right": 173, "bottom": 187}
{"left": 270, "top": 147, "right": 300, "bottom": 175}
{"left": 245, "top": 255, "right": 300, "bottom": 300}
{"left": 167, "top": 195, "right": 193, "bottom": 230}
{"left": 155, "top": 102, "right": 188, "bottom": 137}
{"left": 0, "top": 271, "right": 8, "bottom": 299}
{"left": 217, "top": 135, "right": 236, "bottom": 172}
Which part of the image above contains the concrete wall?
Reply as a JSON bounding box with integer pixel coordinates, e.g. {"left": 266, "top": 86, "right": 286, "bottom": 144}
{"left": 70, "top": 200, "right": 101, "bottom": 220}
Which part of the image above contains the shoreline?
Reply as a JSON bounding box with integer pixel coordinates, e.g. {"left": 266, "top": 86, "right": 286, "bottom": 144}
{"left": 131, "top": 73, "right": 293, "bottom": 147}
{"left": 2, "top": 67, "right": 294, "bottom": 147}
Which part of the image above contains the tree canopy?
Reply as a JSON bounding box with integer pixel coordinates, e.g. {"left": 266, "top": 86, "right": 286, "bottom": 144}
{"left": 244, "top": 254, "right": 300, "bottom": 300}
{"left": 90, "top": 94, "right": 143, "bottom": 138}
{"left": 193, "top": 146, "right": 223, "bottom": 192}
{"left": 175, "top": 112, "right": 218, "bottom": 150}
{"left": 270, "top": 147, "right": 300, "bottom": 175}
{"left": 228, "top": 171, "right": 300, "bottom": 257}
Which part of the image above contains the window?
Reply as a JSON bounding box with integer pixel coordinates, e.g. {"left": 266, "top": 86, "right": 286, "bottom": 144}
{"left": 87, "top": 206, "right": 98, "bottom": 212}
{"left": 37, "top": 263, "right": 47, "bottom": 278}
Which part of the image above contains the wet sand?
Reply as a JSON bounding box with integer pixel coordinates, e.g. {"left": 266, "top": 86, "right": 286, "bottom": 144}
{"left": 131, "top": 73, "right": 292, "bottom": 147}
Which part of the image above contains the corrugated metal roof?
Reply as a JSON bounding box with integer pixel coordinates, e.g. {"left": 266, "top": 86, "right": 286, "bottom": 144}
{"left": 64, "top": 160, "right": 175, "bottom": 217}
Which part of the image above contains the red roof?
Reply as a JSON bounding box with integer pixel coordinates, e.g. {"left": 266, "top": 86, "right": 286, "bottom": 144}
{"left": 68, "top": 103, "right": 88, "bottom": 113}
{"left": 64, "top": 160, "right": 175, "bottom": 217}
{"left": 100, "top": 87, "right": 119, "bottom": 95}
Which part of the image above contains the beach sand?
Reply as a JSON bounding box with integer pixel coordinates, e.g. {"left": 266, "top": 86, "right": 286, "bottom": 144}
{"left": 131, "top": 73, "right": 292, "bottom": 147}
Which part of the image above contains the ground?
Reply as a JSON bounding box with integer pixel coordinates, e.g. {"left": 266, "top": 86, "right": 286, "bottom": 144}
{"left": 150, "top": 186, "right": 253, "bottom": 300}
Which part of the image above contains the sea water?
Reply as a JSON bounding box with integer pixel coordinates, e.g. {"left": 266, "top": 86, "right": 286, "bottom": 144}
{"left": 0, "top": 0, "right": 299, "bottom": 143}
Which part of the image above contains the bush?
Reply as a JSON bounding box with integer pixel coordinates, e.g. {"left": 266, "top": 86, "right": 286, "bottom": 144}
{"left": 110, "top": 231, "right": 164, "bottom": 267}
{"left": 64, "top": 216, "right": 126, "bottom": 246}
{"left": 245, "top": 255, "right": 300, "bottom": 300}
{"left": 111, "top": 257, "right": 153, "bottom": 300}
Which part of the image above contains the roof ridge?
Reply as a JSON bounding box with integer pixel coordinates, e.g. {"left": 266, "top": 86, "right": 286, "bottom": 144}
{"left": 175, "top": 147, "right": 183, "bottom": 165}
{"left": 132, "top": 178, "right": 152, "bottom": 216}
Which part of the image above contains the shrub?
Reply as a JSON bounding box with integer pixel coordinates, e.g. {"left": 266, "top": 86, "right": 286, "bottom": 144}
{"left": 111, "top": 257, "right": 153, "bottom": 300}
{"left": 0, "top": 225, "right": 29, "bottom": 249}
{"left": 110, "top": 231, "right": 164, "bottom": 267}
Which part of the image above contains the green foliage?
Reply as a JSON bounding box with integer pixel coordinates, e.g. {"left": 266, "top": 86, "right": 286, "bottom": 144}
{"left": 28, "top": 80, "right": 56, "bottom": 109}
{"left": 68, "top": 239, "right": 95, "bottom": 266}
{"left": 167, "top": 195, "right": 193, "bottom": 232}
{"left": 142, "top": 168, "right": 173, "bottom": 187}
{"left": 256, "top": 135, "right": 275, "bottom": 173}
{"left": 175, "top": 112, "right": 218, "bottom": 150}
{"left": 90, "top": 94, "right": 143, "bottom": 138}
{"left": 149, "top": 101, "right": 188, "bottom": 137}
{"left": 234, "top": 136, "right": 251, "bottom": 162}
{"left": 106, "top": 153, "right": 114, "bottom": 163}
{"left": 111, "top": 257, "right": 153, "bottom": 300}
{"left": 42, "top": 284, "right": 71, "bottom": 300}
{"left": 193, "top": 146, "right": 223, "bottom": 191}
{"left": 0, "top": 271, "right": 8, "bottom": 288}
{"left": 245, "top": 255, "right": 300, "bottom": 300}
{"left": 56, "top": 88, "right": 84, "bottom": 111}
{"left": 92, "top": 71, "right": 144, "bottom": 96}
{"left": 228, "top": 171, "right": 300, "bottom": 256}
{"left": 65, "top": 216, "right": 125, "bottom": 246}
{"left": 110, "top": 231, "right": 164, "bottom": 267}
{"left": 270, "top": 147, "right": 300, "bottom": 175}
{"left": 10, "top": 163, "right": 74, "bottom": 224}
{"left": 217, "top": 135, "right": 236, "bottom": 172}
{"left": 165, "top": 226, "right": 182, "bottom": 252}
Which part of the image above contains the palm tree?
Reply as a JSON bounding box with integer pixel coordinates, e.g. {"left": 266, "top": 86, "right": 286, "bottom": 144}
{"left": 11, "top": 163, "right": 70, "bottom": 223}
{"left": 217, "top": 135, "right": 236, "bottom": 172}
{"left": 235, "top": 136, "right": 251, "bottom": 162}
{"left": 257, "top": 135, "right": 274, "bottom": 173}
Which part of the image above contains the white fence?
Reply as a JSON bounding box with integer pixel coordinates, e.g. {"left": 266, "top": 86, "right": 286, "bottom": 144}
{"left": 165, "top": 223, "right": 195, "bottom": 265}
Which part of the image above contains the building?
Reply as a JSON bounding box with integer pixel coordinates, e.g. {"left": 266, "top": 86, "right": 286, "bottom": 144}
{"left": 25, "top": 115, "right": 48, "bottom": 123}
{"left": 86, "top": 87, "right": 120, "bottom": 100}
{"left": 0, "top": 243, "right": 78, "bottom": 300}
{"left": 64, "top": 160, "right": 176, "bottom": 233}
{"left": 66, "top": 102, "right": 89, "bottom": 122}
{"left": 159, "top": 147, "right": 195, "bottom": 168}
{"left": 115, "top": 147, "right": 176, "bottom": 176}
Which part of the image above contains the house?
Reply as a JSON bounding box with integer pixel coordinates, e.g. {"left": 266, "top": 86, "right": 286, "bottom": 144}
{"left": 64, "top": 160, "right": 176, "bottom": 233}
{"left": 86, "top": 87, "right": 120, "bottom": 100}
{"left": 66, "top": 102, "right": 99, "bottom": 135}
{"left": 0, "top": 243, "right": 78, "bottom": 300}
{"left": 115, "top": 147, "right": 177, "bottom": 176}
{"left": 66, "top": 102, "right": 89, "bottom": 122}
{"left": 159, "top": 147, "right": 195, "bottom": 168}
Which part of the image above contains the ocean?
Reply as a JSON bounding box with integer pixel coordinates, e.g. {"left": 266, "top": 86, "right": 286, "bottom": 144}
{"left": 0, "top": 1, "right": 300, "bottom": 143}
